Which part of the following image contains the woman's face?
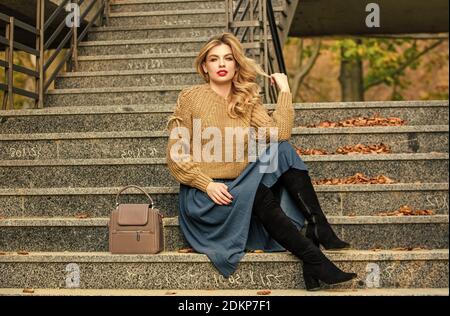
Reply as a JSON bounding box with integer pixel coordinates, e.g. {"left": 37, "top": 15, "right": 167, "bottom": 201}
{"left": 202, "top": 44, "right": 238, "bottom": 84}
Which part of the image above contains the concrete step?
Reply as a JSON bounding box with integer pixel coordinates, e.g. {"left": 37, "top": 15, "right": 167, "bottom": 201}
{"left": 109, "top": 0, "right": 285, "bottom": 13}
{"left": 1, "top": 101, "right": 448, "bottom": 133}
{"left": 88, "top": 23, "right": 226, "bottom": 41}
{"left": 0, "top": 250, "right": 447, "bottom": 289}
{"left": 0, "top": 216, "right": 448, "bottom": 252}
{"left": 45, "top": 85, "right": 189, "bottom": 106}
{"left": 0, "top": 126, "right": 447, "bottom": 162}
{"left": 88, "top": 21, "right": 280, "bottom": 41}
{"left": 77, "top": 37, "right": 266, "bottom": 56}
{"left": 54, "top": 69, "right": 205, "bottom": 88}
{"left": 76, "top": 52, "right": 200, "bottom": 71}
{"left": 110, "top": 0, "right": 226, "bottom": 12}
{"left": 1, "top": 287, "right": 447, "bottom": 296}
{"left": 0, "top": 153, "right": 447, "bottom": 188}
{"left": 106, "top": 8, "right": 284, "bottom": 27}
{"left": 0, "top": 183, "right": 447, "bottom": 218}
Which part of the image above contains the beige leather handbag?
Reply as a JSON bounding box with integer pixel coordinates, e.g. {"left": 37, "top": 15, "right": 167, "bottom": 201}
{"left": 109, "top": 185, "right": 164, "bottom": 254}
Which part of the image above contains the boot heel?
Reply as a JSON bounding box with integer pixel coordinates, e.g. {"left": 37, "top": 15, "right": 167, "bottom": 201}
{"left": 304, "top": 273, "right": 321, "bottom": 291}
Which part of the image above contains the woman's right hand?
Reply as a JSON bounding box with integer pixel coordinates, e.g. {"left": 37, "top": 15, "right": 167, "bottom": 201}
{"left": 206, "top": 182, "right": 234, "bottom": 205}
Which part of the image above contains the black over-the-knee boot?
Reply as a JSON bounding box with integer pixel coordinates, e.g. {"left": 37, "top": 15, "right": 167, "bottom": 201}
{"left": 279, "top": 168, "right": 350, "bottom": 250}
{"left": 252, "top": 183, "right": 357, "bottom": 291}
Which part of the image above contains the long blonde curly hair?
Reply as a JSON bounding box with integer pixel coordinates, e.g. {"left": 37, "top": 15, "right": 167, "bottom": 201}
{"left": 194, "top": 32, "right": 269, "bottom": 119}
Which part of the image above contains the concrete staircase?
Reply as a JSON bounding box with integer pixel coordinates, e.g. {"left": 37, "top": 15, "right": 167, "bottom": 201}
{"left": 0, "top": 0, "right": 448, "bottom": 295}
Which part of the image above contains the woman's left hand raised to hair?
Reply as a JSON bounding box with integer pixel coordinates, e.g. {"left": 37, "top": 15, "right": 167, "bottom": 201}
{"left": 270, "top": 73, "right": 291, "bottom": 93}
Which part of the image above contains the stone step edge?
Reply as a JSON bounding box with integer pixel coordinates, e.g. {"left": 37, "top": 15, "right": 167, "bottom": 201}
{"left": 56, "top": 68, "right": 198, "bottom": 77}
{"left": 90, "top": 21, "right": 279, "bottom": 32}
{"left": 47, "top": 85, "right": 190, "bottom": 94}
{"left": 0, "top": 249, "right": 448, "bottom": 262}
{"left": 0, "top": 153, "right": 448, "bottom": 167}
{"left": 78, "top": 35, "right": 272, "bottom": 46}
{"left": 110, "top": 0, "right": 227, "bottom": 5}
{"left": 90, "top": 22, "right": 226, "bottom": 32}
{"left": 0, "top": 183, "right": 446, "bottom": 196}
{"left": 78, "top": 52, "right": 198, "bottom": 60}
{"left": 107, "top": 7, "right": 284, "bottom": 18}
{"left": 1, "top": 125, "right": 448, "bottom": 141}
{"left": 2, "top": 100, "right": 447, "bottom": 116}
{"left": 78, "top": 36, "right": 215, "bottom": 46}
{"left": 0, "top": 215, "right": 448, "bottom": 227}
{"left": 1, "top": 288, "right": 448, "bottom": 296}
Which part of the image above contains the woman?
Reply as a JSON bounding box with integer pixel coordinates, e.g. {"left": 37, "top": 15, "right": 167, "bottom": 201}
{"left": 166, "top": 32, "right": 357, "bottom": 291}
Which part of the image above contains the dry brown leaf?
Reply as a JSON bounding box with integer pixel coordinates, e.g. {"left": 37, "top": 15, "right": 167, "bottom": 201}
{"left": 75, "top": 213, "right": 89, "bottom": 219}
{"left": 335, "top": 143, "right": 391, "bottom": 155}
{"left": 311, "top": 115, "right": 406, "bottom": 128}
{"left": 253, "top": 250, "right": 265, "bottom": 253}
{"left": 0, "top": 252, "right": 6, "bottom": 255}
{"left": 165, "top": 291, "right": 177, "bottom": 295}
{"left": 257, "top": 290, "right": 271, "bottom": 295}
{"left": 22, "top": 288, "right": 34, "bottom": 294}
{"left": 313, "top": 173, "right": 396, "bottom": 185}
{"left": 178, "top": 248, "right": 194, "bottom": 253}
{"left": 377, "top": 205, "right": 435, "bottom": 216}
{"left": 294, "top": 145, "right": 328, "bottom": 156}
{"left": 17, "top": 251, "right": 29, "bottom": 255}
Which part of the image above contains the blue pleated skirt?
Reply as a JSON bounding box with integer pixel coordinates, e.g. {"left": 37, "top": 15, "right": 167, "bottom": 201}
{"left": 178, "top": 141, "right": 309, "bottom": 277}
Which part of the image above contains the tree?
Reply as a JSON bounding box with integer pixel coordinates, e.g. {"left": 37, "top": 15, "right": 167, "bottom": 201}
{"left": 332, "top": 37, "right": 446, "bottom": 101}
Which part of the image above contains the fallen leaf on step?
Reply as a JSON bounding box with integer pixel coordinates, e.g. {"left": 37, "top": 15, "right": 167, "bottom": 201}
{"left": 309, "top": 115, "right": 406, "bottom": 128}
{"left": 75, "top": 213, "right": 89, "bottom": 219}
{"left": 253, "top": 250, "right": 265, "bottom": 253}
{"left": 313, "top": 173, "right": 396, "bottom": 185}
{"left": 0, "top": 252, "right": 6, "bottom": 255}
{"left": 165, "top": 291, "right": 177, "bottom": 295}
{"left": 178, "top": 248, "right": 194, "bottom": 253}
{"left": 294, "top": 145, "right": 328, "bottom": 156}
{"left": 17, "top": 251, "right": 29, "bottom": 255}
{"left": 22, "top": 288, "right": 34, "bottom": 294}
{"left": 377, "top": 205, "right": 435, "bottom": 216}
{"left": 257, "top": 290, "right": 271, "bottom": 295}
{"left": 335, "top": 143, "right": 391, "bottom": 155}
{"left": 370, "top": 248, "right": 382, "bottom": 252}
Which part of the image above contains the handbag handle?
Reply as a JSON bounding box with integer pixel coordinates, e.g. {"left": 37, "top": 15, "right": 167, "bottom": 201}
{"left": 115, "top": 185, "right": 155, "bottom": 208}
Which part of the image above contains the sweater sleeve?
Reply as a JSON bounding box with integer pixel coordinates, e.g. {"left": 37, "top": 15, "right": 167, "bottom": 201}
{"left": 166, "top": 89, "right": 214, "bottom": 193}
{"left": 249, "top": 91, "right": 295, "bottom": 143}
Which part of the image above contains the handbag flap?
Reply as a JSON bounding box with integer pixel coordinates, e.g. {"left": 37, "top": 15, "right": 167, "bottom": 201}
{"left": 117, "top": 204, "right": 149, "bottom": 226}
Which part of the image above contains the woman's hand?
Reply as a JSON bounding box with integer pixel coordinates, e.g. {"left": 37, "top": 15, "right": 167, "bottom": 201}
{"left": 206, "top": 182, "right": 234, "bottom": 205}
{"left": 270, "top": 73, "right": 290, "bottom": 93}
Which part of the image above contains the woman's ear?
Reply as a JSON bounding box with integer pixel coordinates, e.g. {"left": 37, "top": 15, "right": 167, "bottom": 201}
{"left": 202, "top": 63, "right": 207, "bottom": 73}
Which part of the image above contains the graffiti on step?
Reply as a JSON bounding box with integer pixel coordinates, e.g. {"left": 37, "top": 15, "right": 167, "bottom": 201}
{"left": 141, "top": 48, "right": 182, "bottom": 54}
{"left": 189, "top": 30, "right": 220, "bottom": 38}
{"left": 151, "top": 268, "right": 287, "bottom": 288}
{"left": 163, "top": 20, "right": 192, "bottom": 26}
{"left": 65, "top": 263, "right": 80, "bottom": 288}
{"left": 127, "top": 60, "right": 164, "bottom": 70}
{"left": 425, "top": 194, "right": 449, "bottom": 213}
{"left": 365, "top": 263, "right": 380, "bottom": 288}
{"left": 9, "top": 146, "right": 42, "bottom": 159}
{"left": 121, "top": 147, "right": 158, "bottom": 159}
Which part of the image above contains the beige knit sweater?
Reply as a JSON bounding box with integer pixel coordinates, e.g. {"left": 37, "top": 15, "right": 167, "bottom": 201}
{"left": 166, "top": 83, "right": 294, "bottom": 193}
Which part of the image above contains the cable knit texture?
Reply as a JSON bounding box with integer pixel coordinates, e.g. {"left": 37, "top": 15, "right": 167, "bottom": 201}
{"left": 166, "top": 83, "right": 294, "bottom": 193}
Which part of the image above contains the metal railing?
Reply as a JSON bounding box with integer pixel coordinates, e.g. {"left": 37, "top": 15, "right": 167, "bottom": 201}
{"left": 0, "top": 0, "right": 109, "bottom": 110}
{"left": 225, "top": 0, "right": 287, "bottom": 103}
